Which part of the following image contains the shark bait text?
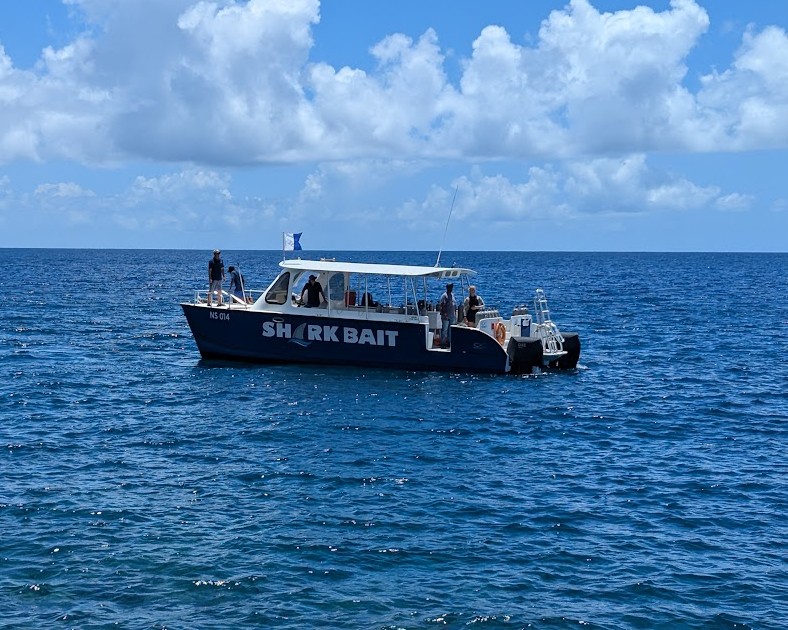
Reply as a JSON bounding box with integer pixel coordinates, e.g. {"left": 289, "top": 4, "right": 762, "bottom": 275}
{"left": 262, "top": 321, "right": 399, "bottom": 347}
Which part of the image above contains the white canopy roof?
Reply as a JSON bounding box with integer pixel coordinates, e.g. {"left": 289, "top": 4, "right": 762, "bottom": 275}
{"left": 280, "top": 258, "right": 475, "bottom": 278}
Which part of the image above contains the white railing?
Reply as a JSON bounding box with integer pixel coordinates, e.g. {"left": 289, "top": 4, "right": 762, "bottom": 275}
{"left": 194, "top": 289, "right": 260, "bottom": 307}
{"left": 533, "top": 288, "right": 565, "bottom": 358}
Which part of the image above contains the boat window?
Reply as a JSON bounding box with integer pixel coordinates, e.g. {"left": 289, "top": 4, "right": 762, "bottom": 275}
{"left": 291, "top": 272, "right": 308, "bottom": 295}
{"left": 328, "top": 272, "right": 346, "bottom": 304}
{"left": 265, "top": 272, "right": 290, "bottom": 304}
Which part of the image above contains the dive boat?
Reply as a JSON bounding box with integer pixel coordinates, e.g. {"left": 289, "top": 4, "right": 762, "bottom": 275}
{"left": 180, "top": 258, "right": 580, "bottom": 375}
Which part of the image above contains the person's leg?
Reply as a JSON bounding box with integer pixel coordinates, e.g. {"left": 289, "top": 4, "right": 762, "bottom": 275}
{"left": 441, "top": 319, "right": 449, "bottom": 348}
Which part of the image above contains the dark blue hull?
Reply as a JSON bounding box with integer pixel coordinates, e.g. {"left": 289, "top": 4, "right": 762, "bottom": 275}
{"left": 181, "top": 304, "right": 510, "bottom": 374}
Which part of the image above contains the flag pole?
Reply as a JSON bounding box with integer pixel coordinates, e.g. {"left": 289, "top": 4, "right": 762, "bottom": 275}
{"left": 282, "top": 232, "right": 285, "bottom": 262}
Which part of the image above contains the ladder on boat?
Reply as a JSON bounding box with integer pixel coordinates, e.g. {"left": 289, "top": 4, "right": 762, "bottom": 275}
{"left": 533, "top": 289, "right": 565, "bottom": 355}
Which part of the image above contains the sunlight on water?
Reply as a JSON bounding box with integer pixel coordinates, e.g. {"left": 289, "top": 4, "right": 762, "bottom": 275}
{"left": 0, "top": 249, "right": 786, "bottom": 629}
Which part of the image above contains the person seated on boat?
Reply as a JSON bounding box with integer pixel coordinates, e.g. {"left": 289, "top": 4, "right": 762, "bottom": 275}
{"left": 463, "top": 285, "right": 485, "bottom": 326}
{"left": 360, "top": 292, "right": 378, "bottom": 308}
{"left": 438, "top": 282, "right": 457, "bottom": 348}
{"left": 299, "top": 274, "right": 326, "bottom": 308}
{"left": 228, "top": 266, "right": 244, "bottom": 302}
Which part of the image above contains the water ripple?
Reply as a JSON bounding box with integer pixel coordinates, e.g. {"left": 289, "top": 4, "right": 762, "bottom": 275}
{"left": 0, "top": 249, "right": 786, "bottom": 629}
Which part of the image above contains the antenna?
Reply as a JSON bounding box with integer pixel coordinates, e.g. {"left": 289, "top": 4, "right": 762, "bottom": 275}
{"left": 435, "top": 186, "right": 458, "bottom": 267}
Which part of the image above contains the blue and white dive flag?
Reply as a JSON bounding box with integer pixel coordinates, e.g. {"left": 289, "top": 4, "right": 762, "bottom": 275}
{"left": 283, "top": 232, "right": 303, "bottom": 251}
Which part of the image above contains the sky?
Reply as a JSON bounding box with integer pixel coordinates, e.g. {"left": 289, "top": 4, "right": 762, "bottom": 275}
{"left": 0, "top": 0, "right": 787, "bottom": 252}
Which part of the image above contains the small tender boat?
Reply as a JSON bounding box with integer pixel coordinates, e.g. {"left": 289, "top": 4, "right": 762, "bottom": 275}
{"left": 180, "top": 258, "right": 580, "bottom": 375}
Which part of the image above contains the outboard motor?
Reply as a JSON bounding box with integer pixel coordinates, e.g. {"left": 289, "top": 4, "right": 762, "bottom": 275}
{"left": 549, "top": 332, "right": 581, "bottom": 369}
{"left": 507, "top": 336, "right": 543, "bottom": 374}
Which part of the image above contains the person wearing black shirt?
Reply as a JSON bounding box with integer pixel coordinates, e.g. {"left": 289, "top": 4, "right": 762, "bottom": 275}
{"left": 208, "top": 249, "right": 225, "bottom": 306}
{"left": 300, "top": 274, "right": 326, "bottom": 307}
{"left": 463, "top": 285, "right": 485, "bottom": 326}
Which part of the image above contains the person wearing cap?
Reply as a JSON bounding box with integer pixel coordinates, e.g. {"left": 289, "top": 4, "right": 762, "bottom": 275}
{"left": 208, "top": 249, "right": 225, "bottom": 306}
{"left": 438, "top": 282, "right": 457, "bottom": 348}
{"left": 299, "top": 274, "right": 326, "bottom": 307}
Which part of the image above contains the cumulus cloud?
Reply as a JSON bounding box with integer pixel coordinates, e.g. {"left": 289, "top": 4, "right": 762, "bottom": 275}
{"left": 713, "top": 192, "right": 752, "bottom": 212}
{"left": 294, "top": 153, "right": 738, "bottom": 230}
{"left": 0, "top": 152, "right": 753, "bottom": 247}
{"left": 0, "top": 175, "right": 11, "bottom": 214}
{"left": 697, "top": 25, "right": 788, "bottom": 149}
{"left": 23, "top": 181, "right": 98, "bottom": 224}
{"left": 119, "top": 168, "right": 279, "bottom": 230}
{"left": 128, "top": 169, "right": 231, "bottom": 203}
{"left": 0, "top": 166, "right": 276, "bottom": 233}
{"left": 466, "top": 155, "right": 725, "bottom": 220}
{"left": 1, "top": 0, "right": 785, "bottom": 250}
{"left": 34, "top": 181, "right": 96, "bottom": 199}
{"left": 1, "top": 0, "right": 787, "bottom": 166}
{"left": 308, "top": 28, "right": 455, "bottom": 159}
{"left": 771, "top": 198, "right": 788, "bottom": 213}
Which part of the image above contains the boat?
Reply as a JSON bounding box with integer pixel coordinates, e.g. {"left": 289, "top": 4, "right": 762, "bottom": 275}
{"left": 180, "top": 258, "right": 580, "bottom": 375}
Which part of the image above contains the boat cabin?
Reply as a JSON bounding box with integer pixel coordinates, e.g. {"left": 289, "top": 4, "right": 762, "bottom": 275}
{"left": 254, "top": 259, "right": 472, "bottom": 325}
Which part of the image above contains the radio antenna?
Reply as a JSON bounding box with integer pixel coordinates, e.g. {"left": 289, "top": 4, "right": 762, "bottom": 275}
{"left": 435, "top": 185, "right": 458, "bottom": 267}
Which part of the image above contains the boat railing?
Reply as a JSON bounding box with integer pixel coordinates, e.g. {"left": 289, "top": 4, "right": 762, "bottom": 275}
{"left": 194, "top": 288, "right": 261, "bottom": 307}
{"left": 533, "top": 289, "right": 565, "bottom": 356}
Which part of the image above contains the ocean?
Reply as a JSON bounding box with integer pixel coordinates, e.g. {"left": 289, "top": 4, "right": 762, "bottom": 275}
{"left": 1, "top": 248, "right": 786, "bottom": 629}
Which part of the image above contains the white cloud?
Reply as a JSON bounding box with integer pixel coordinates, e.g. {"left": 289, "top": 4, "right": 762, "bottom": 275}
{"left": 290, "top": 159, "right": 430, "bottom": 225}
{"left": 129, "top": 169, "right": 231, "bottom": 202}
{"left": 397, "top": 154, "right": 730, "bottom": 226}
{"left": 291, "top": 154, "right": 737, "bottom": 231}
{"left": 713, "top": 192, "right": 752, "bottom": 212}
{"left": 1, "top": 0, "right": 788, "bottom": 167}
{"left": 0, "top": 175, "right": 11, "bottom": 215}
{"left": 25, "top": 181, "right": 98, "bottom": 224}
{"left": 34, "top": 181, "right": 96, "bottom": 198}
{"left": 437, "top": 0, "right": 711, "bottom": 158}
{"left": 0, "top": 167, "right": 272, "bottom": 233}
{"left": 426, "top": 155, "right": 719, "bottom": 222}
{"left": 0, "top": 153, "right": 756, "bottom": 246}
{"left": 449, "top": 167, "right": 572, "bottom": 223}
{"left": 771, "top": 198, "right": 788, "bottom": 213}
{"left": 307, "top": 28, "right": 454, "bottom": 159}
{"left": 121, "top": 168, "right": 259, "bottom": 231}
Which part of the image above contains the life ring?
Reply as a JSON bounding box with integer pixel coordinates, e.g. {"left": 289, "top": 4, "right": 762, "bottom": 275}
{"left": 493, "top": 322, "right": 506, "bottom": 345}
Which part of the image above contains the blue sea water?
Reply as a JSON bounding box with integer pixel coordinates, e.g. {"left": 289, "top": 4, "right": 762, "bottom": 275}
{"left": 1, "top": 248, "right": 786, "bottom": 629}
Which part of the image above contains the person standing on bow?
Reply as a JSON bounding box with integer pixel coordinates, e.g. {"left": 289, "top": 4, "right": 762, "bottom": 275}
{"left": 208, "top": 249, "right": 225, "bottom": 306}
{"left": 438, "top": 282, "right": 457, "bottom": 348}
